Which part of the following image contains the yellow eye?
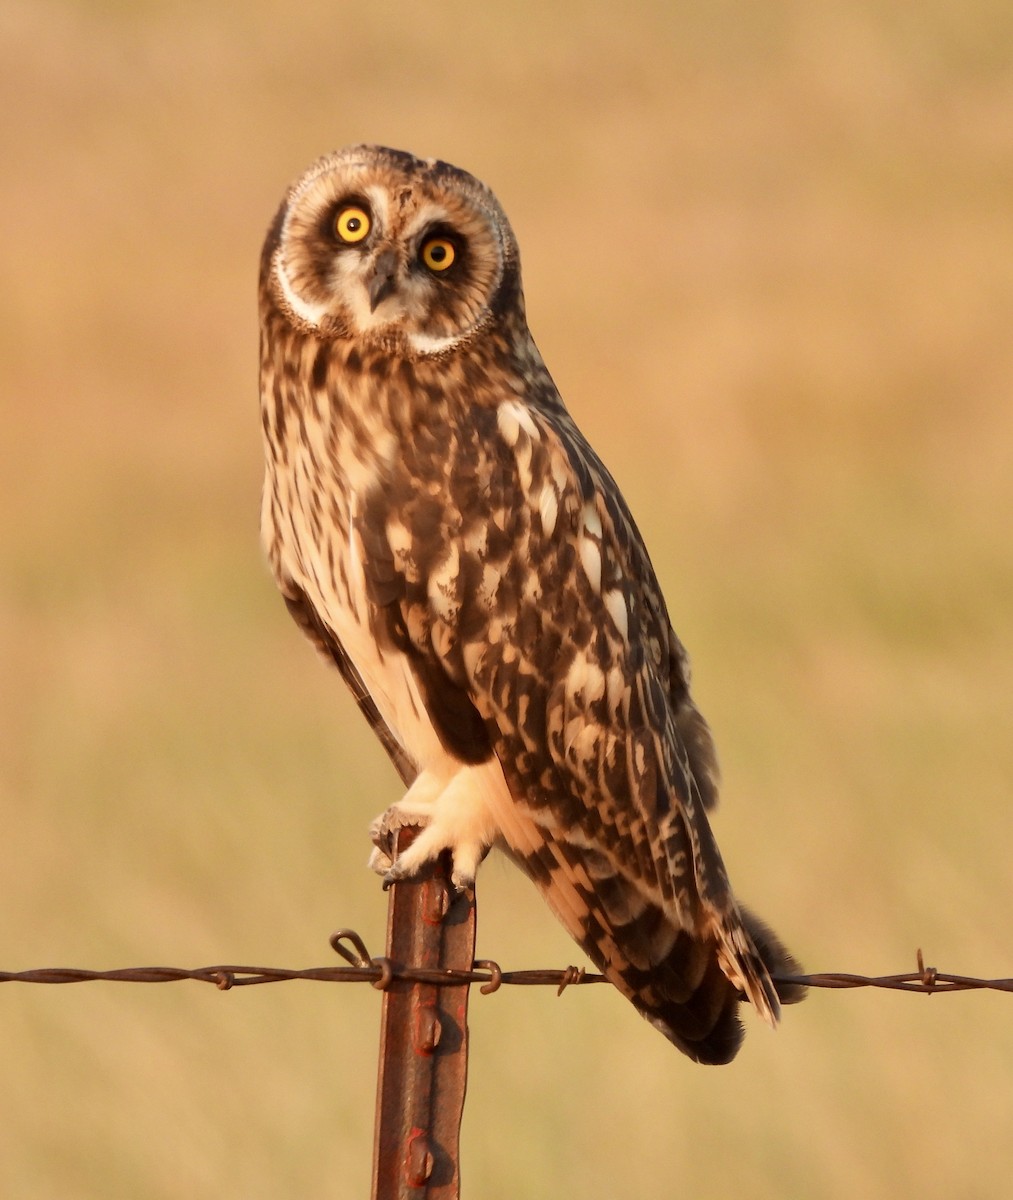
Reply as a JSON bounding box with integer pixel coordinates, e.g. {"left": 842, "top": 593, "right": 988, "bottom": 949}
{"left": 335, "top": 206, "right": 371, "bottom": 243}
{"left": 421, "top": 237, "right": 456, "bottom": 272}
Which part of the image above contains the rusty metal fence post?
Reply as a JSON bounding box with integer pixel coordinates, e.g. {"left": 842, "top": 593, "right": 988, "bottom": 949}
{"left": 371, "top": 827, "right": 476, "bottom": 1199}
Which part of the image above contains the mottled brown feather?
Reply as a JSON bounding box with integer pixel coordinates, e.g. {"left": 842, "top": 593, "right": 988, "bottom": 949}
{"left": 258, "top": 144, "right": 803, "bottom": 1062}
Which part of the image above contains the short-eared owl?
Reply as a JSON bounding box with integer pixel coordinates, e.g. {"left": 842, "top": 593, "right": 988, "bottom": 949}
{"left": 259, "top": 144, "right": 802, "bottom": 1062}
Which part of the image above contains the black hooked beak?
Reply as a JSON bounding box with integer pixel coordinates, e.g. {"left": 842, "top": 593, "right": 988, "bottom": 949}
{"left": 366, "top": 248, "right": 399, "bottom": 312}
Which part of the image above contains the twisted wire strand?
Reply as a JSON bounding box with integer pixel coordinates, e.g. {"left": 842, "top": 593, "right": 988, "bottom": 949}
{"left": 2, "top": 939, "right": 1009, "bottom": 996}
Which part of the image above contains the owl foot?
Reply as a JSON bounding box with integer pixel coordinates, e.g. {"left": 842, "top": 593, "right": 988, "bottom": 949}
{"left": 368, "top": 805, "right": 485, "bottom": 892}
{"left": 366, "top": 767, "right": 496, "bottom": 892}
{"left": 367, "top": 806, "right": 430, "bottom": 878}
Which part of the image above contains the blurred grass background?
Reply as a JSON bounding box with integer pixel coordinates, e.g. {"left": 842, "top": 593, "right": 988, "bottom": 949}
{"left": 2, "top": 1, "right": 1012, "bottom": 1196}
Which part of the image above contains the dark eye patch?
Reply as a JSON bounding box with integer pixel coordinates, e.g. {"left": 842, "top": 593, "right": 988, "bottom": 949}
{"left": 321, "top": 195, "right": 373, "bottom": 245}
{"left": 415, "top": 224, "right": 466, "bottom": 275}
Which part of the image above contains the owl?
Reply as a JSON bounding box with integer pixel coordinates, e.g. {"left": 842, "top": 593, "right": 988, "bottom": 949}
{"left": 258, "top": 144, "right": 803, "bottom": 1063}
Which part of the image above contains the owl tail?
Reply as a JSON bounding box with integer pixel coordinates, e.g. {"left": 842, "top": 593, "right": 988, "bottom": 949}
{"left": 525, "top": 865, "right": 803, "bottom": 1063}
{"left": 640, "top": 904, "right": 806, "bottom": 1065}
{"left": 491, "top": 791, "right": 803, "bottom": 1063}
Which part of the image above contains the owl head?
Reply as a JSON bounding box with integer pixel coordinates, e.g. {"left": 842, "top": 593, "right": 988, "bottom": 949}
{"left": 262, "top": 145, "right": 523, "bottom": 358}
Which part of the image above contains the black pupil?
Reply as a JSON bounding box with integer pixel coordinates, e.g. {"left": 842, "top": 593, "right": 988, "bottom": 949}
{"left": 429, "top": 243, "right": 447, "bottom": 262}
{"left": 346, "top": 216, "right": 361, "bottom": 232}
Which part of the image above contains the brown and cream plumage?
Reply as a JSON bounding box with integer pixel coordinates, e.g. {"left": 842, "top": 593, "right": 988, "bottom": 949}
{"left": 258, "top": 144, "right": 803, "bottom": 1063}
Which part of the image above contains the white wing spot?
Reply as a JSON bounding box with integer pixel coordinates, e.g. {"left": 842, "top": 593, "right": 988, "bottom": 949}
{"left": 513, "top": 436, "right": 534, "bottom": 490}
{"left": 577, "top": 501, "right": 604, "bottom": 593}
{"left": 606, "top": 666, "right": 629, "bottom": 714}
{"left": 496, "top": 404, "right": 520, "bottom": 448}
{"left": 462, "top": 523, "right": 489, "bottom": 556}
{"left": 497, "top": 399, "right": 540, "bottom": 448}
{"left": 386, "top": 515, "right": 413, "bottom": 560}
{"left": 578, "top": 539, "right": 602, "bottom": 594}
{"left": 478, "top": 562, "right": 501, "bottom": 606}
{"left": 567, "top": 723, "right": 600, "bottom": 765}
{"left": 538, "top": 480, "right": 559, "bottom": 538}
{"left": 566, "top": 652, "right": 606, "bottom": 706}
{"left": 427, "top": 542, "right": 461, "bottom": 621}
{"left": 550, "top": 452, "right": 570, "bottom": 495}
{"left": 603, "top": 588, "right": 629, "bottom": 643}
{"left": 521, "top": 570, "right": 543, "bottom": 604}
{"left": 581, "top": 502, "right": 603, "bottom": 540}
{"left": 563, "top": 715, "right": 585, "bottom": 756}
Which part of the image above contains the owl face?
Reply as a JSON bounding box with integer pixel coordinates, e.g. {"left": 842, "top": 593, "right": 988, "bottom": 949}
{"left": 267, "top": 145, "right": 519, "bottom": 357}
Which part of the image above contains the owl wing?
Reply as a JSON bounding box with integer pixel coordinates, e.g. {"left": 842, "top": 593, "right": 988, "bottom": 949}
{"left": 280, "top": 579, "right": 417, "bottom": 787}
{"left": 355, "top": 387, "right": 801, "bottom": 1062}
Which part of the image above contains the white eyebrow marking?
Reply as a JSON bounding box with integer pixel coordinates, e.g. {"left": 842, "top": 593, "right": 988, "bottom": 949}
{"left": 363, "top": 184, "right": 392, "bottom": 231}
{"left": 404, "top": 202, "right": 453, "bottom": 239}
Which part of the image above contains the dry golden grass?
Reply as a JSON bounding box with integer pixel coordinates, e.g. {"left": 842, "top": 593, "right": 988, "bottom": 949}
{"left": 2, "top": 2, "right": 1012, "bottom": 1196}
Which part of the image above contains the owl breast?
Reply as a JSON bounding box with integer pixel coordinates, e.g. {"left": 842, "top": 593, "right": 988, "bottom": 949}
{"left": 260, "top": 345, "right": 450, "bottom": 777}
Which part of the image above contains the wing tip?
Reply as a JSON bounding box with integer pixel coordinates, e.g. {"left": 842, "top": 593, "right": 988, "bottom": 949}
{"left": 715, "top": 904, "right": 806, "bottom": 1031}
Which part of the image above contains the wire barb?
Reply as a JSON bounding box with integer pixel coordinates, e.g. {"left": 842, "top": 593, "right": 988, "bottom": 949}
{"left": 556, "top": 965, "right": 585, "bottom": 996}
{"left": 473, "top": 960, "right": 503, "bottom": 995}
{"left": 917, "top": 948, "right": 938, "bottom": 992}
{"left": 331, "top": 928, "right": 394, "bottom": 990}
{"left": 331, "top": 928, "right": 373, "bottom": 967}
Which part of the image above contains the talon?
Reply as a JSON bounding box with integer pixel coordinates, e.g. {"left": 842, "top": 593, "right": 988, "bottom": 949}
{"left": 450, "top": 868, "right": 475, "bottom": 893}
{"left": 368, "top": 846, "right": 394, "bottom": 877}
{"left": 368, "top": 817, "right": 395, "bottom": 856}
{"left": 364, "top": 767, "right": 497, "bottom": 893}
{"left": 383, "top": 861, "right": 406, "bottom": 886}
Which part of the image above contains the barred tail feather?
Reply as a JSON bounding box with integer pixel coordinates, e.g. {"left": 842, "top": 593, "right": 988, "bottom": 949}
{"left": 740, "top": 904, "right": 808, "bottom": 1010}
{"left": 486, "top": 773, "right": 803, "bottom": 1064}
{"left": 635, "top": 907, "right": 805, "bottom": 1064}
{"left": 499, "top": 833, "right": 802, "bottom": 1063}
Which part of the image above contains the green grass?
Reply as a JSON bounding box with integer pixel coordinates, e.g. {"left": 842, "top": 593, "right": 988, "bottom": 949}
{"left": 2, "top": 3, "right": 1012, "bottom": 1196}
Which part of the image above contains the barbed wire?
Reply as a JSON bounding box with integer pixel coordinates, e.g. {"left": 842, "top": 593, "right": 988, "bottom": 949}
{"left": 1, "top": 933, "right": 1010, "bottom": 998}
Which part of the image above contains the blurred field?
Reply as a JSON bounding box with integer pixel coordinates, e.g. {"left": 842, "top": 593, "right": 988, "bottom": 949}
{"left": 2, "top": 2, "right": 1012, "bottom": 1196}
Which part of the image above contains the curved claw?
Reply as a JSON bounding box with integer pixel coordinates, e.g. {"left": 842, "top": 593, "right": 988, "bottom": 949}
{"left": 366, "top": 765, "right": 497, "bottom": 891}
